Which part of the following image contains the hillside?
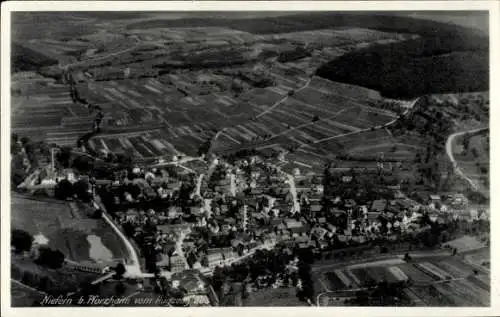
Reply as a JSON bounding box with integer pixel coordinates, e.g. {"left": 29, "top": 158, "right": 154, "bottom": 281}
{"left": 125, "top": 12, "right": 489, "bottom": 99}
{"left": 126, "top": 12, "right": 487, "bottom": 38}
{"left": 316, "top": 47, "right": 488, "bottom": 99}
{"left": 11, "top": 43, "right": 59, "bottom": 72}
{"left": 312, "top": 15, "right": 488, "bottom": 99}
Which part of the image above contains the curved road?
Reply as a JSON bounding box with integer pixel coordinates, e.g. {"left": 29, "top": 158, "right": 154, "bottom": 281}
{"left": 445, "top": 127, "right": 488, "bottom": 192}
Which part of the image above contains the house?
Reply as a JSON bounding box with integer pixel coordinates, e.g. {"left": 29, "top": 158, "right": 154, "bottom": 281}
{"left": 264, "top": 232, "right": 277, "bottom": 245}
{"left": 310, "top": 204, "right": 322, "bottom": 213}
{"left": 171, "top": 270, "right": 207, "bottom": 296}
{"left": 156, "top": 253, "right": 170, "bottom": 269}
{"left": 168, "top": 206, "right": 182, "bottom": 219}
{"left": 284, "top": 219, "right": 303, "bottom": 229}
{"left": 167, "top": 182, "right": 181, "bottom": 190}
{"left": 157, "top": 223, "right": 192, "bottom": 234}
{"left": 371, "top": 199, "right": 387, "bottom": 213}
{"left": 342, "top": 176, "right": 353, "bottom": 183}
{"left": 297, "top": 242, "right": 311, "bottom": 249}
{"left": 429, "top": 195, "right": 441, "bottom": 203}
{"left": 206, "top": 247, "right": 235, "bottom": 267}
{"left": 125, "top": 209, "right": 140, "bottom": 222}
{"left": 190, "top": 206, "right": 204, "bottom": 215}
{"left": 344, "top": 199, "right": 357, "bottom": 209}
{"left": 351, "top": 235, "right": 367, "bottom": 244}
{"left": 290, "top": 226, "right": 309, "bottom": 237}
{"left": 206, "top": 249, "right": 223, "bottom": 267}
{"left": 169, "top": 253, "right": 187, "bottom": 273}
{"left": 294, "top": 235, "right": 310, "bottom": 244}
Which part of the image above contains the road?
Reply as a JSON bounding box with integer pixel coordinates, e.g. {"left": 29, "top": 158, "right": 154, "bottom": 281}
{"left": 255, "top": 78, "right": 312, "bottom": 119}
{"left": 230, "top": 173, "right": 237, "bottom": 196}
{"left": 206, "top": 158, "right": 219, "bottom": 181}
{"left": 277, "top": 151, "right": 301, "bottom": 213}
{"left": 174, "top": 229, "right": 190, "bottom": 269}
{"left": 92, "top": 195, "right": 142, "bottom": 277}
{"left": 312, "top": 249, "right": 451, "bottom": 273}
{"left": 194, "top": 174, "right": 204, "bottom": 197}
{"left": 60, "top": 46, "right": 137, "bottom": 70}
{"left": 445, "top": 127, "right": 488, "bottom": 192}
{"left": 200, "top": 241, "right": 276, "bottom": 276}
{"left": 11, "top": 278, "right": 47, "bottom": 296}
{"left": 207, "top": 128, "right": 227, "bottom": 154}
{"left": 286, "top": 174, "right": 301, "bottom": 214}
{"left": 148, "top": 155, "right": 203, "bottom": 169}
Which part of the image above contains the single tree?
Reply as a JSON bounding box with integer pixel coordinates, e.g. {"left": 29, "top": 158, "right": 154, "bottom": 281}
{"left": 114, "top": 263, "right": 126, "bottom": 279}
{"left": 11, "top": 229, "right": 34, "bottom": 252}
{"left": 55, "top": 179, "right": 74, "bottom": 200}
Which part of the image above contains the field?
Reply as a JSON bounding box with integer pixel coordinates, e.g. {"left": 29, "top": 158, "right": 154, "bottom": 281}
{"left": 211, "top": 77, "right": 398, "bottom": 154}
{"left": 11, "top": 83, "right": 94, "bottom": 146}
{"left": 11, "top": 12, "right": 489, "bottom": 179}
{"left": 11, "top": 280, "right": 44, "bottom": 307}
{"left": 317, "top": 255, "right": 490, "bottom": 306}
{"left": 243, "top": 287, "right": 307, "bottom": 306}
{"left": 11, "top": 193, "right": 128, "bottom": 264}
{"left": 12, "top": 12, "right": 417, "bottom": 165}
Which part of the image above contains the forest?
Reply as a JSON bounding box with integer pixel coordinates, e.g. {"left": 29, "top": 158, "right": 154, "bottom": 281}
{"left": 316, "top": 37, "right": 488, "bottom": 98}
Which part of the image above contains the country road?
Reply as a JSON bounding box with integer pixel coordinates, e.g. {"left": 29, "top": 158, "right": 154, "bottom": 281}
{"left": 60, "top": 46, "right": 137, "bottom": 70}
{"left": 92, "top": 194, "right": 143, "bottom": 277}
{"left": 445, "top": 127, "right": 488, "bottom": 192}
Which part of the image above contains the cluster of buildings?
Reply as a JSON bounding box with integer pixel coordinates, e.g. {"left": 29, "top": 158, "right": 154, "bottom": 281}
{"left": 15, "top": 134, "right": 489, "bottom": 306}
{"left": 100, "top": 153, "right": 490, "bottom": 283}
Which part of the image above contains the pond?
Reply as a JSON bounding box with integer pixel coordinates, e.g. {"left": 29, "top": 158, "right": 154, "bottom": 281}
{"left": 87, "top": 234, "right": 113, "bottom": 263}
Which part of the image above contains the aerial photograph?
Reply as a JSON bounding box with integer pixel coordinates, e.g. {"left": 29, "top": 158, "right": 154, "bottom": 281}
{"left": 9, "top": 10, "right": 490, "bottom": 307}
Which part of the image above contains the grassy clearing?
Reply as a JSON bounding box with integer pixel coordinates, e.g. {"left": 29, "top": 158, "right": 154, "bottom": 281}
{"left": 11, "top": 193, "right": 128, "bottom": 263}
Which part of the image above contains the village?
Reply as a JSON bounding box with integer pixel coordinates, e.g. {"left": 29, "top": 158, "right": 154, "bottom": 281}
{"left": 9, "top": 11, "right": 490, "bottom": 308}
{"left": 12, "top": 131, "right": 490, "bottom": 306}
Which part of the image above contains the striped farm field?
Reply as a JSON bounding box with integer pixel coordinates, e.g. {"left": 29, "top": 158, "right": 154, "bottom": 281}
{"left": 449, "top": 279, "right": 490, "bottom": 306}
{"left": 409, "top": 286, "right": 449, "bottom": 306}
{"left": 394, "top": 263, "right": 437, "bottom": 284}
{"left": 350, "top": 268, "right": 376, "bottom": 286}
{"left": 467, "top": 275, "right": 490, "bottom": 291}
{"left": 430, "top": 259, "right": 476, "bottom": 278}
{"left": 325, "top": 270, "right": 355, "bottom": 289}
{"left": 415, "top": 262, "right": 452, "bottom": 280}
{"left": 432, "top": 283, "right": 478, "bottom": 306}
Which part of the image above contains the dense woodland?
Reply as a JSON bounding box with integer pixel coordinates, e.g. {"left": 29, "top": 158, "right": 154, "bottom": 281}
{"left": 316, "top": 38, "right": 488, "bottom": 98}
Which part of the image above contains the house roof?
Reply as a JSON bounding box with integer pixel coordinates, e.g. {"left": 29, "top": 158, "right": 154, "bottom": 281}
{"left": 284, "top": 219, "right": 303, "bottom": 229}
{"left": 310, "top": 204, "right": 322, "bottom": 212}
{"left": 290, "top": 224, "right": 310, "bottom": 234}
{"left": 371, "top": 199, "right": 387, "bottom": 212}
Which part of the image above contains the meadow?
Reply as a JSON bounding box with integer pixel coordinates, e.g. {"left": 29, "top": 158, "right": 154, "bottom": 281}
{"left": 11, "top": 193, "right": 128, "bottom": 264}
